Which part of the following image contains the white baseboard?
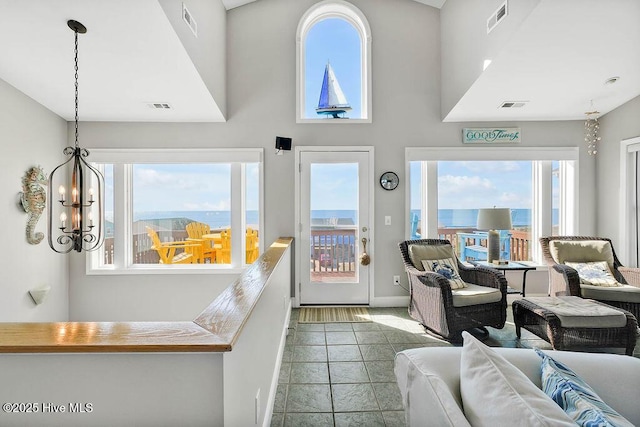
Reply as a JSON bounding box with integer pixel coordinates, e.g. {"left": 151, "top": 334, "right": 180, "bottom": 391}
{"left": 370, "top": 296, "right": 410, "bottom": 307}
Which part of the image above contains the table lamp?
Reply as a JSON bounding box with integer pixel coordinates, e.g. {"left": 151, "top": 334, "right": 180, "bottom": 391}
{"left": 477, "top": 208, "right": 512, "bottom": 264}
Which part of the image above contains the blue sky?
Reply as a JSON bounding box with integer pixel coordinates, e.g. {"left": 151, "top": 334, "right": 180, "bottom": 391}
{"left": 304, "top": 18, "right": 361, "bottom": 118}
{"left": 104, "top": 163, "right": 260, "bottom": 218}
{"left": 310, "top": 163, "right": 358, "bottom": 211}
{"left": 411, "top": 161, "right": 535, "bottom": 210}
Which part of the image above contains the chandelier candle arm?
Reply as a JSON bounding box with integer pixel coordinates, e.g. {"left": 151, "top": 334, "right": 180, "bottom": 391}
{"left": 47, "top": 20, "right": 104, "bottom": 254}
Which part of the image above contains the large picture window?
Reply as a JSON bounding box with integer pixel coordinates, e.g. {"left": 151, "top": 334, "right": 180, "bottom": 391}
{"left": 88, "top": 149, "right": 263, "bottom": 274}
{"left": 407, "top": 147, "right": 578, "bottom": 264}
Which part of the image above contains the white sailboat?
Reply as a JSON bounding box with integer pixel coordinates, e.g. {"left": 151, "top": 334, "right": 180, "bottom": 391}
{"left": 316, "top": 62, "right": 352, "bottom": 118}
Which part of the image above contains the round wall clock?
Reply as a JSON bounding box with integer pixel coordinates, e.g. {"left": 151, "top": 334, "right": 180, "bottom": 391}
{"left": 380, "top": 171, "right": 399, "bottom": 191}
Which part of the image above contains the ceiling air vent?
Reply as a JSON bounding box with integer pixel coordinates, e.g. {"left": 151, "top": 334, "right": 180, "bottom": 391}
{"left": 147, "top": 103, "right": 172, "bottom": 109}
{"left": 182, "top": 3, "right": 198, "bottom": 38}
{"left": 499, "top": 101, "right": 527, "bottom": 109}
{"left": 487, "top": 1, "right": 508, "bottom": 34}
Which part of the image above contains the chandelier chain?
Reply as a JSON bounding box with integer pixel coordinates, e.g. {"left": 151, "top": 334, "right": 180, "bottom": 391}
{"left": 74, "top": 29, "right": 79, "bottom": 149}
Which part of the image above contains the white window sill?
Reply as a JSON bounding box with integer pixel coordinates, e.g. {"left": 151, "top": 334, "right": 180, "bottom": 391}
{"left": 86, "top": 265, "right": 245, "bottom": 276}
{"left": 296, "top": 118, "right": 372, "bottom": 124}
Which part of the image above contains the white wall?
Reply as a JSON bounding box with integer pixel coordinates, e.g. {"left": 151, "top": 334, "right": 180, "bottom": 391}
{"left": 0, "top": 77, "right": 69, "bottom": 322}
{"left": 68, "top": 0, "right": 597, "bottom": 313}
{"left": 596, "top": 95, "right": 640, "bottom": 259}
{"left": 159, "top": 0, "right": 227, "bottom": 118}
{"left": 0, "top": 352, "right": 224, "bottom": 427}
{"left": 69, "top": 270, "right": 236, "bottom": 321}
{"left": 440, "top": 0, "right": 540, "bottom": 118}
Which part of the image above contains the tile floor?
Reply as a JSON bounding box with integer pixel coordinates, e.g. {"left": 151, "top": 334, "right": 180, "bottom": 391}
{"left": 271, "top": 305, "right": 640, "bottom": 427}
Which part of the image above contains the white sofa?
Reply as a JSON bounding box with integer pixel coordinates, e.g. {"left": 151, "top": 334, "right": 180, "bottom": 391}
{"left": 395, "top": 346, "right": 640, "bottom": 426}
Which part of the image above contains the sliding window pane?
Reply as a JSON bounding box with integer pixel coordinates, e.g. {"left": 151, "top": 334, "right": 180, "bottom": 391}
{"left": 245, "top": 163, "right": 260, "bottom": 264}
{"left": 102, "top": 164, "right": 114, "bottom": 266}
{"left": 552, "top": 160, "right": 560, "bottom": 235}
{"left": 409, "top": 161, "right": 422, "bottom": 239}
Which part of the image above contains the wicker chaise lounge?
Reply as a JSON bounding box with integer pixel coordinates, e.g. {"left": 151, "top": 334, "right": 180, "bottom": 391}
{"left": 399, "top": 239, "right": 508, "bottom": 341}
{"left": 540, "top": 236, "right": 640, "bottom": 320}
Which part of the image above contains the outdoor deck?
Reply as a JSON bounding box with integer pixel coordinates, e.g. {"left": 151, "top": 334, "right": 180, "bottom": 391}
{"left": 102, "top": 226, "right": 532, "bottom": 282}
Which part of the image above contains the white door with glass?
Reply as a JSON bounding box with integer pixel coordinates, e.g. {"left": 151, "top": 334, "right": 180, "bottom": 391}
{"left": 298, "top": 150, "right": 371, "bottom": 305}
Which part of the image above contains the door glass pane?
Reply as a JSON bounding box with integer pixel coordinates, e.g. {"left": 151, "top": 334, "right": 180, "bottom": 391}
{"left": 437, "top": 161, "right": 533, "bottom": 262}
{"left": 132, "top": 163, "right": 231, "bottom": 265}
{"left": 310, "top": 163, "right": 358, "bottom": 282}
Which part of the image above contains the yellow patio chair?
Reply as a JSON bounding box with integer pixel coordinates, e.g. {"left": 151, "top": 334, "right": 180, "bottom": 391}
{"left": 186, "top": 222, "right": 216, "bottom": 263}
{"left": 146, "top": 227, "right": 199, "bottom": 264}
{"left": 216, "top": 229, "right": 231, "bottom": 264}
{"left": 246, "top": 227, "right": 260, "bottom": 263}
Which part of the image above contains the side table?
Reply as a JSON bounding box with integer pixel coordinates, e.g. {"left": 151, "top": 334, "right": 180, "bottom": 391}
{"left": 469, "top": 260, "right": 537, "bottom": 297}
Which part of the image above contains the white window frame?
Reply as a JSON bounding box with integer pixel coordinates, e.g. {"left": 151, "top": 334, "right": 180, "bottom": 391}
{"left": 296, "top": 0, "right": 372, "bottom": 123}
{"left": 86, "top": 148, "right": 264, "bottom": 275}
{"left": 619, "top": 136, "right": 640, "bottom": 266}
{"left": 405, "top": 147, "right": 579, "bottom": 264}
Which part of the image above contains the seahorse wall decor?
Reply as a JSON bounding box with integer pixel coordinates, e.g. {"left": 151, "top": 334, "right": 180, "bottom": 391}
{"left": 19, "top": 166, "right": 48, "bottom": 245}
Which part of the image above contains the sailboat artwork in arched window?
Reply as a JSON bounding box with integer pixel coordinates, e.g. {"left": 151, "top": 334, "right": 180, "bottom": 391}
{"left": 316, "top": 61, "right": 351, "bottom": 119}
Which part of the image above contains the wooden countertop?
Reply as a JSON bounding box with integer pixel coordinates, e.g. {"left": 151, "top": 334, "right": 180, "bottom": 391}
{"left": 0, "top": 237, "right": 293, "bottom": 353}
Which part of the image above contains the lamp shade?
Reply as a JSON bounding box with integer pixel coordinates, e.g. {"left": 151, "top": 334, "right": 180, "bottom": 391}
{"left": 477, "top": 208, "right": 512, "bottom": 231}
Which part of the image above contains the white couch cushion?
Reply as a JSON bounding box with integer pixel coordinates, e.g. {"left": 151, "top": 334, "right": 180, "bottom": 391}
{"left": 549, "top": 240, "right": 615, "bottom": 271}
{"left": 408, "top": 243, "right": 456, "bottom": 271}
{"left": 394, "top": 348, "right": 471, "bottom": 427}
{"left": 581, "top": 283, "right": 640, "bottom": 303}
{"left": 451, "top": 283, "right": 502, "bottom": 307}
{"left": 460, "top": 332, "right": 575, "bottom": 427}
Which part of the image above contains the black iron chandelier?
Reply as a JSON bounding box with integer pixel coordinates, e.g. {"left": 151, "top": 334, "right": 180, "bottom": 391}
{"left": 48, "top": 20, "right": 104, "bottom": 253}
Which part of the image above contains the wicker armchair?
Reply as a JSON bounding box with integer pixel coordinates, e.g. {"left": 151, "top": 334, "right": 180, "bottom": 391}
{"left": 540, "top": 236, "right": 640, "bottom": 320}
{"left": 398, "top": 239, "right": 508, "bottom": 341}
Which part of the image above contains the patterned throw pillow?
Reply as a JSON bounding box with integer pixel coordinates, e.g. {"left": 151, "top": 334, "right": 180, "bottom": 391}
{"left": 535, "top": 349, "right": 634, "bottom": 427}
{"left": 564, "top": 261, "right": 621, "bottom": 287}
{"left": 421, "top": 258, "right": 467, "bottom": 289}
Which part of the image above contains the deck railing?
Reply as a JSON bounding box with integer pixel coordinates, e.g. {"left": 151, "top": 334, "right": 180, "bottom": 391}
{"left": 103, "top": 230, "right": 189, "bottom": 265}
{"left": 310, "top": 227, "right": 357, "bottom": 272}
{"left": 104, "top": 227, "right": 532, "bottom": 266}
{"left": 438, "top": 227, "right": 531, "bottom": 262}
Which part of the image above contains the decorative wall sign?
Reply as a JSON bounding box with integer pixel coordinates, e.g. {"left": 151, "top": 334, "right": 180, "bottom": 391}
{"left": 462, "top": 128, "right": 521, "bottom": 144}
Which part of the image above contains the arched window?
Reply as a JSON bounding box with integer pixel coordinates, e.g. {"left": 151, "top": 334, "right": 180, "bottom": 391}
{"left": 296, "top": 0, "right": 371, "bottom": 123}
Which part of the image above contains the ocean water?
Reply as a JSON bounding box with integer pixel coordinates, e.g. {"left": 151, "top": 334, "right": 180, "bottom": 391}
{"left": 134, "top": 210, "right": 260, "bottom": 229}
{"left": 131, "top": 208, "right": 556, "bottom": 230}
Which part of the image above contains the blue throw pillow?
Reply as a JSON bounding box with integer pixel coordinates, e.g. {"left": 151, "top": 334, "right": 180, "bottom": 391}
{"left": 535, "top": 349, "right": 633, "bottom": 427}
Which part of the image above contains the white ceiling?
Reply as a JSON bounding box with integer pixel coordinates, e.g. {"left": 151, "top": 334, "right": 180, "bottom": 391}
{"left": 0, "top": 0, "right": 224, "bottom": 122}
{"left": 0, "top": 0, "right": 637, "bottom": 123}
{"left": 220, "top": 0, "right": 447, "bottom": 11}
{"left": 445, "top": 0, "right": 640, "bottom": 122}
